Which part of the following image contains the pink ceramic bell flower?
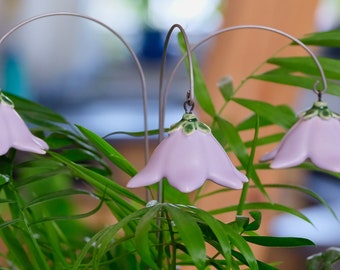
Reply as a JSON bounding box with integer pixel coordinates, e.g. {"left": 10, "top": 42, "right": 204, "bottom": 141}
{"left": 127, "top": 113, "right": 248, "bottom": 193}
{"left": 0, "top": 92, "right": 48, "bottom": 155}
{"left": 260, "top": 101, "right": 340, "bottom": 172}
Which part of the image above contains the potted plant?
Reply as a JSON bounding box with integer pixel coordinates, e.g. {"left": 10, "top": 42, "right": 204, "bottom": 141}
{"left": 0, "top": 12, "right": 339, "bottom": 270}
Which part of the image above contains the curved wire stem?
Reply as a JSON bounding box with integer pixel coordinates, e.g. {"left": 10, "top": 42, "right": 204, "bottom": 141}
{"left": 158, "top": 24, "right": 194, "bottom": 202}
{"left": 0, "top": 12, "right": 149, "bottom": 165}
{"left": 164, "top": 24, "right": 328, "bottom": 108}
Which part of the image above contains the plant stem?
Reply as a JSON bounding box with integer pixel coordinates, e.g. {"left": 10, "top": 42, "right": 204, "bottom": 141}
{"left": 236, "top": 182, "right": 249, "bottom": 216}
{"left": 236, "top": 114, "right": 260, "bottom": 216}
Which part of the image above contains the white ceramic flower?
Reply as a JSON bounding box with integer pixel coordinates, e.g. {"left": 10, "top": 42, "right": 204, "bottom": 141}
{"left": 260, "top": 101, "right": 340, "bottom": 172}
{"left": 127, "top": 113, "right": 248, "bottom": 193}
{"left": 0, "top": 93, "right": 48, "bottom": 155}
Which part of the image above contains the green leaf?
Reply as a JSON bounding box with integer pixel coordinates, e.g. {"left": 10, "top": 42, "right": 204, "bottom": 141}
{"left": 231, "top": 98, "right": 297, "bottom": 129}
{"left": 30, "top": 195, "right": 104, "bottom": 225}
{"left": 49, "top": 152, "right": 145, "bottom": 208}
{"left": 210, "top": 202, "right": 312, "bottom": 224}
{"left": 252, "top": 68, "right": 340, "bottom": 96}
{"left": 104, "top": 129, "right": 163, "bottom": 139}
{"left": 6, "top": 92, "right": 68, "bottom": 124}
{"left": 46, "top": 132, "right": 76, "bottom": 148}
{"left": 134, "top": 204, "right": 162, "bottom": 270}
{"left": 244, "top": 236, "right": 314, "bottom": 247}
{"left": 267, "top": 56, "right": 340, "bottom": 79}
{"left": 218, "top": 76, "right": 234, "bottom": 102}
{"left": 214, "top": 117, "right": 248, "bottom": 165}
{"left": 264, "top": 183, "right": 338, "bottom": 221}
{"left": 76, "top": 125, "right": 138, "bottom": 176}
{"left": 298, "top": 29, "right": 340, "bottom": 47}
{"left": 178, "top": 33, "right": 216, "bottom": 117}
{"left": 188, "top": 206, "right": 232, "bottom": 265}
{"left": 226, "top": 228, "right": 259, "bottom": 270}
{"left": 73, "top": 207, "right": 150, "bottom": 269}
{"left": 214, "top": 117, "right": 268, "bottom": 198}
{"left": 162, "top": 179, "right": 191, "bottom": 205}
{"left": 0, "top": 217, "right": 35, "bottom": 269}
{"left": 232, "top": 250, "right": 277, "bottom": 270}
{"left": 165, "top": 204, "right": 206, "bottom": 270}
{"left": 25, "top": 188, "right": 92, "bottom": 208}
{"left": 237, "top": 105, "right": 296, "bottom": 131}
{"left": 244, "top": 211, "right": 262, "bottom": 231}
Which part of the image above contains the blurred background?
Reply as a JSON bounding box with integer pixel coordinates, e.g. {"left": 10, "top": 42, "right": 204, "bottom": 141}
{"left": 0, "top": 0, "right": 340, "bottom": 269}
{"left": 0, "top": 0, "right": 223, "bottom": 135}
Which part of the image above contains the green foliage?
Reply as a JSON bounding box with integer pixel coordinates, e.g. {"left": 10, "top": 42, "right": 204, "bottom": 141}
{"left": 1, "top": 26, "right": 340, "bottom": 270}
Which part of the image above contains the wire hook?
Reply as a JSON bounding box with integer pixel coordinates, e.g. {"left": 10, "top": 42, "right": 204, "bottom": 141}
{"left": 158, "top": 24, "right": 194, "bottom": 143}
{"left": 0, "top": 11, "right": 149, "bottom": 161}
{"left": 163, "top": 24, "right": 328, "bottom": 111}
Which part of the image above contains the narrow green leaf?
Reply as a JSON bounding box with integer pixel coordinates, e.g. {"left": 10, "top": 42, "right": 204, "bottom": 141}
{"left": 227, "top": 229, "right": 259, "bottom": 270}
{"left": 25, "top": 188, "right": 92, "bottom": 208}
{"left": 231, "top": 98, "right": 297, "bottom": 129}
{"left": 73, "top": 207, "right": 150, "bottom": 270}
{"left": 76, "top": 125, "right": 138, "bottom": 176}
{"left": 165, "top": 204, "right": 206, "bottom": 270}
{"left": 240, "top": 211, "right": 262, "bottom": 232}
{"left": 298, "top": 30, "right": 340, "bottom": 47}
{"left": 264, "top": 183, "right": 338, "bottom": 221}
{"left": 104, "top": 129, "right": 163, "bottom": 139}
{"left": 244, "top": 132, "right": 284, "bottom": 148}
{"left": 210, "top": 202, "right": 312, "bottom": 224}
{"left": 6, "top": 92, "right": 68, "bottom": 124}
{"left": 29, "top": 195, "right": 104, "bottom": 225}
{"left": 237, "top": 105, "right": 296, "bottom": 131}
{"left": 252, "top": 69, "right": 340, "bottom": 96}
{"left": 232, "top": 250, "right": 278, "bottom": 270}
{"left": 214, "top": 117, "right": 248, "bottom": 165}
{"left": 267, "top": 56, "right": 340, "bottom": 79}
{"left": 134, "top": 204, "right": 162, "bottom": 270}
{"left": 178, "top": 33, "right": 216, "bottom": 117}
{"left": 214, "top": 117, "right": 268, "bottom": 198}
{"left": 0, "top": 218, "right": 35, "bottom": 269}
{"left": 49, "top": 152, "right": 145, "bottom": 207}
{"left": 0, "top": 218, "right": 20, "bottom": 230}
{"left": 244, "top": 236, "right": 314, "bottom": 247}
{"left": 218, "top": 76, "right": 234, "bottom": 102}
{"left": 188, "top": 206, "right": 232, "bottom": 265}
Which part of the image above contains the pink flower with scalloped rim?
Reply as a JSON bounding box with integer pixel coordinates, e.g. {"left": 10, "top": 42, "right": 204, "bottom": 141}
{"left": 260, "top": 101, "right": 340, "bottom": 172}
{"left": 0, "top": 99, "right": 48, "bottom": 155}
{"left": 127, "top": 113, "right": 248, "bottom": 193}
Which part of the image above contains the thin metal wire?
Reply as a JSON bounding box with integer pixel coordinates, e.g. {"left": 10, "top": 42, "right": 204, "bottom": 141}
{"left": 0, "top": 12, "right": 150, "bottom": 172}
{"left": 156, "top": 24, "right": 328, "bottom": 203}
{"left": 157, "top": 24, "right": 194, "bottom": 202}
{"left": 163, "top": 24, "right": 328, "bottom": 117}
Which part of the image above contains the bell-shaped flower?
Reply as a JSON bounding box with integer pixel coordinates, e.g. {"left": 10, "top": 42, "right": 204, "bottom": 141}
{"left": 260, "top": 101, "right": 340, "bottom": 172}
{"left": 0, "top": 92, "right": 48, "bottom": 155}
{"left": 127, "top": 113, "right": 248, "bottom": 193}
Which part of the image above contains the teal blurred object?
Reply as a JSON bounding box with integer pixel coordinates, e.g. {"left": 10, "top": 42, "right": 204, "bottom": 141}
{"left": 3, "top": 50, "right": 31, "bottom": 98}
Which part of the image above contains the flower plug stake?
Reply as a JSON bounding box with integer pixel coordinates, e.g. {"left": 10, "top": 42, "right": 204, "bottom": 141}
{"left": 128, "top": 24, "right": 248, "bottom": 194}
{"left": 127, "top": 112, "right": 248, "bottom": 193}
{"left": 0, "top": 91, "right": 48, "bottom": 155}
{"left": 260, "top": 101, "right": 340, "bottom": 172}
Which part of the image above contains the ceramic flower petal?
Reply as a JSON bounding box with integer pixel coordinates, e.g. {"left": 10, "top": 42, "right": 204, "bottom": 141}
{"left": 127, "top": 113, "right": 248, "bottom": 193}
{"left": 260, "top": 101, "right": 340, "bottom": 172}
{"left": 0, "top": 94, "right": 48, "bottom": 155}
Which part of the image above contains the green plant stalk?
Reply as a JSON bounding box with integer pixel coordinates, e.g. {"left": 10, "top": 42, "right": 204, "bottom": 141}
{"left": 165, "top": 209, "right": 177, "bottom": 270}
{"left": 157, "top": 208, "right": 165, "bottom": 269}
{"left": 237, "top": 114, "right": 260, "bottom": 216}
